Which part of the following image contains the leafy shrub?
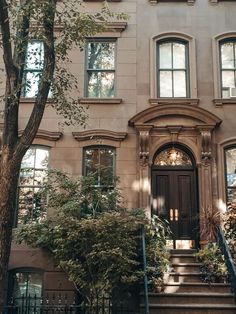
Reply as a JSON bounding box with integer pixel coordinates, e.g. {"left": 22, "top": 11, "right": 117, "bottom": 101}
{"left": 224, "top": 203, "right": 236, "bottom": 264}
{"left": 196, "top": 243, "right": 228, "bottom": 283}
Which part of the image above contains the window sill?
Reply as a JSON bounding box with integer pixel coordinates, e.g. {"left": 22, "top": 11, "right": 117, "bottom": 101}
{"left": 20, "top": 97, "right": 54, "bottom": 104}
{"left": 149, "top": 0, "right": 195, "bottom": 5}
{"left": 213, "top": 98, "right": 236, "bottom": 107}
{"left": 79, "top": 98, "right": 122, "bottom": 105}
{"left": 84, "top": 0, "right": 121, "bottom": 2}
{"left": 149, "top": 98, "right": 199, "bottom": 106}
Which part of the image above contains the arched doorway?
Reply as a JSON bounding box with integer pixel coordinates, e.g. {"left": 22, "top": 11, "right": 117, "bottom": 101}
{"left": 151, "top": 144, "right": 198, "bottom": 249}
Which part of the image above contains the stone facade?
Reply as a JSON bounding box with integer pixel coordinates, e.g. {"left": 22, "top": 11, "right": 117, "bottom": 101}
{"left": 2, "top": 0, "right": 236, "bottom": 296}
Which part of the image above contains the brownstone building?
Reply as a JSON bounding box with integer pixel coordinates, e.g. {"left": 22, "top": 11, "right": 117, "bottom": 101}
{"left": 2, "top": 0, "right": 236, "bottom": 309}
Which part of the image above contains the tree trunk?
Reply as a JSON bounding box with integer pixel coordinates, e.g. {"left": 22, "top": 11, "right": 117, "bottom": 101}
{"left": 0, "top": 147, "right": 21, "bottom": 311}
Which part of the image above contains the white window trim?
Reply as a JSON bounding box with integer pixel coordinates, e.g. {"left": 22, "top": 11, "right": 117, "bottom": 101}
{"left": 150, "top": 32, "right": 197, "bottom": 99}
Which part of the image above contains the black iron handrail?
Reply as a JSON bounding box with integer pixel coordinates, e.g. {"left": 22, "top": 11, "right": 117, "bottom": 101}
{"left": 141, "top": 225, "right": 149, "bottom": 314}
{"left": 217, "top": 226, "right": 236, "bottom": 303}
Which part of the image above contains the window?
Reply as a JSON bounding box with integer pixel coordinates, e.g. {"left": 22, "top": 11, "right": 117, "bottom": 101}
{"left": 17, "top": 147, "right": 49, "bottom": 225}
{"left": 86, "top": 40, "right": 116, "bottom": 98}
{"left": 225, "top": 146, "right": 236, "bottom": 203}
{"left": 22, "top": 41, "right": 44, "bottom": 98}
{"left": 157, "top": 40, "right": 189, "bottom": 97}
{"left": 83, "top": 146, "right": 115, "bottom": 186}
{"left": 220, "top": 40, "right": 236, "bottom": 98}
{"left": 8, "top": 269, "right": 42, "bottom": 311}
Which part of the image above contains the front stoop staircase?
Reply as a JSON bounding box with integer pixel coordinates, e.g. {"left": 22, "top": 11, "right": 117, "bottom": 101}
{"left": 141, "top": 249, "right": 236, "bottom": 314}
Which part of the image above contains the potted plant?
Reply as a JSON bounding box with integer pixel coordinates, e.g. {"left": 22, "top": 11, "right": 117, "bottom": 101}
{"left": 200, "top": 205, "right": 221, "bottom": 245}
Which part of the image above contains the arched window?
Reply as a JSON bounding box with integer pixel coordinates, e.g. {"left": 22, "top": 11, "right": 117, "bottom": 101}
{"left": 219, "top": 39, "right": 236, "bottom": 98}
{"left": 17, "top": 146, "right": 49, "bottom": 225}
{"left": 224, "top": 146, "right": 236, "bottom": 203}
{"left": 157, "top": 39, "right": 189, "bottom": 97}
{"left": 83, "top": 146, "right": 115, "bottom": 186}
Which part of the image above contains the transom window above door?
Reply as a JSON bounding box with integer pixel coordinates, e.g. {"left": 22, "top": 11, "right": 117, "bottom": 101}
{"left": 154, "top": 147, "right": 193, "bottom": 166}
{"left": 157, "top": 40, "right": 189, "bottom": 98}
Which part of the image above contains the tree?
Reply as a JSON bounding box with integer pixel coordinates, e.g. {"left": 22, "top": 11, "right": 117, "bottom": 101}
{"left": 16, "top": 170, "right": 145, "bottom": 308}
{"left": 0, "top": 0, "right": 125, "bottom": 309}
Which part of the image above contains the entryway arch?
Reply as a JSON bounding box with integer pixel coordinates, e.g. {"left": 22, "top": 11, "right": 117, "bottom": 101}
{"left": 151, "top": 143, "right": 198, "bottom": 248}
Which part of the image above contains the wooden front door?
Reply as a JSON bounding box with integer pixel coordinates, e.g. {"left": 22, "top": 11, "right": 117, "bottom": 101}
{"left": 152, "top": 169, "right": 198, "bottom": 244}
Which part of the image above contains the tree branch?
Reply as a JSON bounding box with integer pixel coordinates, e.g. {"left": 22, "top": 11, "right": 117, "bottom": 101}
{"left": 15, "top": 0, "right": 56, "bottom": 158}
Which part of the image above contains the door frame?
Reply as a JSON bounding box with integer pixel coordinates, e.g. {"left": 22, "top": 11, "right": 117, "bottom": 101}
{"left": 151, "top": 143, "right": 199, "bottom": 248}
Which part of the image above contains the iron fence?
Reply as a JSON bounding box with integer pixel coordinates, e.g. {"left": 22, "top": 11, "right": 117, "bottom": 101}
{"left": 3, "top": 294, "right": 135, "bottom": 314}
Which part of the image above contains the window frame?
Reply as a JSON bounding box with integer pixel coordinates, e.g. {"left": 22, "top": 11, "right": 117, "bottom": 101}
{"left": 83, "top": 145, "right": 116, "bottom": 187}
{"left": 85, "top": 38, "right": 117, "bottom": 98}
{"left": 219, "top": 39, "right": 236, "bottom": 98}
{"left": 224, "top": 145, "right": 236, "bottom": 204}
{"left": 21, "top": 41, "right": 44, "bottom": 98}
{"left": 156, "top": 38, "right": 190, "bottom": 98}
{"left": 16, "top": 145, "right": 50, "bottom": 226}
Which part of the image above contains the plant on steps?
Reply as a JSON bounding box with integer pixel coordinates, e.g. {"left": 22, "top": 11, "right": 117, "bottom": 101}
{"left": 146, "top": 215, "right": 171, "bottom": 292}
{"left": 200, "top": 206, "right": 221, "bottom": 244}
{"left": 195, "top": 243, "right": 228, "bottom": 283}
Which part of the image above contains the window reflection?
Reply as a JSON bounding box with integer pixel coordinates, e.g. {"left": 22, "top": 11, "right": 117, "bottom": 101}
{"left": 86, "top": 41, "right": 115, "bottom": 98}
{"left": 17, "top": 147, "right": 49, "bottom": 225}
{"left": 220, "top": 40, "right": 236, "bottom": 98}
{"left": 84, "top": 147, "right": 115, "bottom": 186}
{"left": 157, "top": 40, "right": 188, "bottom": 98}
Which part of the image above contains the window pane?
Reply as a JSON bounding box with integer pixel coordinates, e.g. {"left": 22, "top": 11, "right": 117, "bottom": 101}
{"left": 35, "top": 149, "right": 49, "bottom": 169}
{"left": 221, "top": 42, "right": 234, "bottom": 69}
{"left": 21, "top": 149, "right": 36, "bottom": 168}
{"left": 225, "top": 148, "right": 236, "bottom": 187}
{"left": 159, "top": 43, "right": 172, "bottom": 69}
{"left": 222, "top": 71, "right": 235, "bottom": 88}
{"left": 222, "top": 88, "right": 230, "bottom": 98}
{"left": 159, "top": 71, "right": 172, "bottom": 97}
{"left": 173, "top": 43, "right": 186, "bottom": 69}
{"left": 87, "top": 72, "right": 115, "bottom": 98}
{"left": 227, "top": 188, "right": 236, "bottom": 203}
{"left": 84, "top": 147, "right": 115, "bottom": 186}
{"left": 88, "top": 42, "right": 115, "bottom": 70}
{"left": 26, "top": 42, "right": 44, "bottom": 70}
{"left": 24, "top": 71, "right": 41, "bottom": 97}
{"left": 173, "top": 71, "right": 186, "bottom": 97}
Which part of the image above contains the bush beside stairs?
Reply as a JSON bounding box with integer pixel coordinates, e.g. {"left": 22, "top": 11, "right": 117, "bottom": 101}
{"left": 140, "top": 249, "right": 236, "bottom": 314}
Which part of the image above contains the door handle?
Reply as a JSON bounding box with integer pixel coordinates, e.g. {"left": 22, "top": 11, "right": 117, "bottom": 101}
{"left": 170, "top": 209, "right": 174, "bottom": 221}
{"left": 175, "top": 209, "right": 179, "bottom": 221}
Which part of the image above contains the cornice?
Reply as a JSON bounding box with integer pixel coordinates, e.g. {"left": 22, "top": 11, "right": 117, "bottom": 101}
{"left": 18, "top": 129, "right": 63, "bottom": 141}
{"left": 72, "top": 129, "right": 127, "bottom": 142}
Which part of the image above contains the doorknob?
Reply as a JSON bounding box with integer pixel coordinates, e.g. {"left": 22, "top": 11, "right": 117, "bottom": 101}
{"left": 170, "top": 209, "right": 174, "bottom": 221}
{"left": 175, "top": 209, "right": 179, "bottom": 221}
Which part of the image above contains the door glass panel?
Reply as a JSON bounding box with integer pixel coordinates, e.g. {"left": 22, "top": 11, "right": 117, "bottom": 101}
{"left": 154, "top": 147, "right": 192, "bottom": 166}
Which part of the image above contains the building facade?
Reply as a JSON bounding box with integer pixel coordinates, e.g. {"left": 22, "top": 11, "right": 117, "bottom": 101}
{"left": 2, "top": 0, "right": 236, "bottom": 300}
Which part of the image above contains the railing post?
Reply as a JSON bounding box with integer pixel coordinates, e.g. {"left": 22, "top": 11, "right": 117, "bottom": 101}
{"left": 141, "top": 225, "right": 149, "bottom": 314}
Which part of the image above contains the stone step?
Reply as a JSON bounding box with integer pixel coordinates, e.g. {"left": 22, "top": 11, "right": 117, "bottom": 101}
{"left": 140, "top": 304, "right": 236, "bottom": 314}
{"left": 170, "top": 249, "right": 197, "bottom": 255}
{"left": 167, "top": 272, "right": 202, "bottom": 283}
{"left": 171, "top": 262, "right": 201, "bottom": 272}
{"left": 164, "top": 282, "right": 231, "bottom": 293}
{"left": 145, "top": 292, "right": 235, "bottom": 305}
{"left": 170, "top": 254, "right": 196, "bottom": 264}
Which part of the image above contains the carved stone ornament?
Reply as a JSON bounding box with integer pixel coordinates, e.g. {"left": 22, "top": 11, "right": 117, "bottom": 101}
{"left": 138, "top": 128, "right": 151, "bottom": 167}
{"left": 200, "top": 129, "right": 212, "bottom": 164}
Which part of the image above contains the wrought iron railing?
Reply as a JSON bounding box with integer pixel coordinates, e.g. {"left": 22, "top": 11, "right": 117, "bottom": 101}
{"left": 141, "top": 225, "right": 149, "bottom": 314}
{"left": 217, "top": 226, "right": 236, "bottom": 304}
{"left": 3, "top": 294, "right": 135, "bottom": 314}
